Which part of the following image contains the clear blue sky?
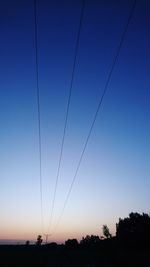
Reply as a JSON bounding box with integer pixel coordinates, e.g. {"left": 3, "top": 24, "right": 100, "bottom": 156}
{"left": 0, "top": 0, "right": 150, "bottom": 243}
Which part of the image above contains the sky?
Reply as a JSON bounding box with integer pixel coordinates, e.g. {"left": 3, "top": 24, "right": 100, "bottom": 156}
{"left": 0, "top": 0, "right": 150, "bottom": 244}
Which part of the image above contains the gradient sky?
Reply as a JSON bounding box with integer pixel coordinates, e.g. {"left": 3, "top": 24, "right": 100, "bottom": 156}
{"left": 0, "top": 0, "right": 150, "bottom": 243}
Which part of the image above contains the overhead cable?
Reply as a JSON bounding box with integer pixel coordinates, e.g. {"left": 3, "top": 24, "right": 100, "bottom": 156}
{"left": 34, "top": 0, "right": 44, "bottom": 233}
{"left": 52, "top": 0, "right": 137, "bottom": 234}
{"left": 48, "top": 0, "right": 85, "bottom": 233}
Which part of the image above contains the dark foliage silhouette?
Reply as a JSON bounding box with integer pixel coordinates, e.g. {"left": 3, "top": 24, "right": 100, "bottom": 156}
{"left": 36, "top": 235, "right": 43, "bottom": 245}
{"left": 103, "top": 225, "right": 112, "bottom": 239}
{"left": 65, "top": 238, "right": 78, "bottom": 248}
{"left": 80, "top": 235, "right": 100, "bottom": 247}
{"left": 116, "top": 212, "right": 150, "bottom": 242}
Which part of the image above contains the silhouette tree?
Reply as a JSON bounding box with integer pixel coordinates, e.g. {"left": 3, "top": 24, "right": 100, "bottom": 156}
{"left": 80, "top": 235, "right": 100, "bottom": 247}
{"left": 65, "top": 239, "right": 78, "bottom": 248}
{"left": 116, "top": 212, "right": 150, "bottom": 242}
{"left": 36, "top": 235, "right": 43, "bottom": 245}
{"left": 102, "top": 225, "right": 112, "bottom": 239}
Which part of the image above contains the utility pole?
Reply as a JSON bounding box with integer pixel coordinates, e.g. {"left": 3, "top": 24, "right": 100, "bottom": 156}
{"left": 44, "top": 234, "right": 51, "bottom": 244}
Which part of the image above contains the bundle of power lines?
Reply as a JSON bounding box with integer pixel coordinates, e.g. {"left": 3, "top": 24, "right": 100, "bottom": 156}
{"left": 33, "top": 0, "right": 137, "bottom": 238}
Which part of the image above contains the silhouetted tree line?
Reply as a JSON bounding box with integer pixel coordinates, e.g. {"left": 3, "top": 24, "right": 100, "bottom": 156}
{"left": 80, "top": 235, "right": 100, "bottom": 247}
{"left": 64, "top": 212, "right": 150, "bottom": 248}
{"left": 33, "top": 212, "right": 150, "bottom": 248}
{"left": 65, "top": 238, "right": 78, "bottom": 248}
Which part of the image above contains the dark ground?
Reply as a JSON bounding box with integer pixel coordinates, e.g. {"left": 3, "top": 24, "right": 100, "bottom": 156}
{"left": 0, "top": 240, "right": 149, "bottom": 267}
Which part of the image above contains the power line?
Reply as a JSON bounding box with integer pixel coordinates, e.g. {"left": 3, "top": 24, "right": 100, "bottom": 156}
{"left": 34, "top": 0, "right": 44, "bottom": 233}
{"left": 51, "top": 0, "right": 137, "bottom": 234}
{"left": 48, "top": 0, "right": 85, "bottom": 233}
